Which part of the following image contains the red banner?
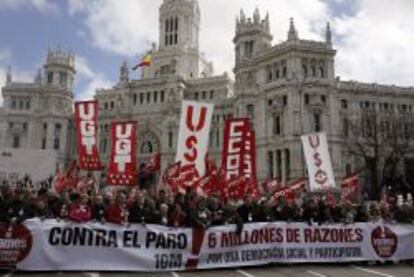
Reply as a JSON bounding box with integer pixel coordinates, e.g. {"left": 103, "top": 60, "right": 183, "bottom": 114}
{"left": 74, "top": 101, "right": 102, "bottom": 170}
{"left": 221, "top": 118, "right": 257, "bottom": 182}
{"left": 107, "top": 121, "right": 137, "bottom": 186}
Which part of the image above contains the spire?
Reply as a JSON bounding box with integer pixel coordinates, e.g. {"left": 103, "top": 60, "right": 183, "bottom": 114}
{"left": 240, "top": 9, "right": 246, "bottom": 23}
{"left": 6, "top": 66, "right": 12, "bottom": 84}
{"left": 326, "top": 22, "right": 332, "bottom": 45}
{"left": 35, "top": 68, "right": 42, "bottom": 84}
{"left": 265, "top": 12, "right": 270, "bottom": 32}
{"left": 288, "top": 17, "right": 298, "bottom": 41}
{"left": 119, "top": 60, "right": 129, "bottom": 83}
{"left": 253, "top": 7, "right": 260, "bottom": 24}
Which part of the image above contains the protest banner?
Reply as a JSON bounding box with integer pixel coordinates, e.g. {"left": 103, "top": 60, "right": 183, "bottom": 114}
{"left": 301, "top": 132, "right": 336, "bottom": 191}
{"left": 107, "top": 121, "right": 138, "bottom": 186}
{"left": 74, "top": 101, "right": 102, "bottom": 171}
{"left": 2, "top": 219, "right": 414, "bottom": 271}
{"left": 175, "top": 101, "right": 214, "bottom": 190}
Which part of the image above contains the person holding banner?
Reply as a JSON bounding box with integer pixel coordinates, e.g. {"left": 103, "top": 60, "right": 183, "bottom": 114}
{"left": 105, "top": 192, "right": 128, "bottom": 225}
{"left": 69, "top": 194, "right": 92, "bottom": 223}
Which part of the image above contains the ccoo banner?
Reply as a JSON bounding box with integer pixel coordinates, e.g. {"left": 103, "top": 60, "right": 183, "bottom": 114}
{"left": 74, "top": 101, "right": 102, "bottom": 170}
{"left": 176, "top": 101, "right": 214, "bottom": 179}
{"left": 222, "top": 118, "right": 257, "bottom": 181}
{"left": 2, "top": 219, "right": 414, "bottom": 271}
{"left": 301, "top": 132, "right": 336, "bottom": 191}
{"left": 107, "top": 121, "right": 137, "bottom": 186}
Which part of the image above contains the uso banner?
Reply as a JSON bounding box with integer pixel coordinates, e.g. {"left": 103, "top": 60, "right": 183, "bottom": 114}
{"left": 222, "top": 118, "right": 257, "bottom": 181}
{"left": 74, "top": 101, "right": 102, "bottom": 170}
{"left": 301, "top": 132, "right": 336, "bottom": 191}
{"left": 176, "top": 101, "right": 214, "bottom": 178}
{"left": 3, "top": 219, "right": 414, "bottom": 271}
{"left": 107, "top": 121, "right": 137, "bottom": 186}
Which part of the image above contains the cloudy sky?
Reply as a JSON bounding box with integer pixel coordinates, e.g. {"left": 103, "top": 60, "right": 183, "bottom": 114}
{"left": 0, "top": 0, "right": 413, "bottom": 105}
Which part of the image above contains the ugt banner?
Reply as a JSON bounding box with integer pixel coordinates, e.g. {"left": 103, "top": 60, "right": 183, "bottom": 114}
{"left": 3, "top": 219, "right": 414, "bottom": 271}
{"left": 175, "top": 101, "right": 214, "bottom": 178}
{"left": 107, "top": 121, "right": 137, "bottom": 186}
{"left": 222, "top": 118, "right": 257, "bottom": 181}
{"left": 301, "top": 132, "right": 336, "bottom": 191}
{"left": 74, "top": 101, "right": 102, "bottom": 170}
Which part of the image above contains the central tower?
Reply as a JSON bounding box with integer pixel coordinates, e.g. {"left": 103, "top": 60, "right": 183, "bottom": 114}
{"left": 159, "top": 0, "right": 200, "bottom": 51}
{"left": 142, "top": 0, "right": 213, "bottom": 80}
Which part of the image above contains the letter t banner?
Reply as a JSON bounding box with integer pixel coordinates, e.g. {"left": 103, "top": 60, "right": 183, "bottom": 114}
{"left": 107, "top": 121, "right": 138, "bottom": 186}
{"left": 74, "top": 101, "right": 103, "bottom": 170}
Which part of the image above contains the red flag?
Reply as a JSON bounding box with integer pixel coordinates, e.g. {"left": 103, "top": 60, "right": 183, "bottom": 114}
{"left": 223, "top": 176, "right": 247, "bottom": 201}
{"left": 107, "top": 121, "right": 138, "bottom": 186}
{"left": 53, "top": 160, "right": 78, "bottom": 193}
{"left": 262, "top": 177, "right": 282, "bottom": 194}
{"left": 74, "top": 101, "right": 102, "bottom": 170}
{"left": 340, "top": 173, "right": 360, "bottom": 202}
{"left": 142, "top": 153, "right": 161, "bottom": 173}
{"left": 205, "top": 154, "right": 218, "bottom": 177}
{"left": 174, "top": 164, "right": 200, "bottom": 192}
{"left": 326, "top": 189, "right": 337, "bottom": 207}
{"left": 272, "top": 179, "right": 307, "bottom": 202}
{"left": 77, "top": 176, "right": 95, "bottom": 194}
{"left": 163, "top": 162, "right": 181, "bottom": 193}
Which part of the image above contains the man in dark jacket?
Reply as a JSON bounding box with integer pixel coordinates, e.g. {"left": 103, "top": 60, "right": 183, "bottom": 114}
{"left": 5, "top": 189, "right": 33, "bottom": 224}
{"left": 128, "top": 192, "right": 146, "bottom": 223}
{"left": 237, "top": 195, "right": 255, "bottom": 223}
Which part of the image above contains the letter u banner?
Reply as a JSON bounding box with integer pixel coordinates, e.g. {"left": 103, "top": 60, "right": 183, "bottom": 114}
{"left": 176, "top": 101, "right": 214, "bottom": 178}
{"left": 301, "top": 132, "right": 336, "bottom": 191}
{"left": 74, "top": 101, "right": 102, "bottom": 171}
{"left": 107, "top": 121, "right": 137, "bottom": 186}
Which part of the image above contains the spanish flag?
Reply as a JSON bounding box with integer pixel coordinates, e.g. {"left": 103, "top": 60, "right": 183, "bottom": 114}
{"left": 132, "top": 52, "right": 152, "bottom": 70}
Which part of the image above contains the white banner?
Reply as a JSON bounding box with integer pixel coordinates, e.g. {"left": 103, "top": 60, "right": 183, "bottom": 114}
{"left": 301, "top": 132, "right": 336, "bottom": 191}
{"left": 176, "top": 101, "right": 214, "bottom": 177}
{"left": 2, "top": 219, "right": 414, "bottom": 271}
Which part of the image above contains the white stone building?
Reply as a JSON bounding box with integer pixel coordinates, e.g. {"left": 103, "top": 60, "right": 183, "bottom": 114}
{"left": 2, "top": 0, "right": 414, "bottom": 194}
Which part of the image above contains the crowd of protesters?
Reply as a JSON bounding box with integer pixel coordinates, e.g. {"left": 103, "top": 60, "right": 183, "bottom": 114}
{"left": 1, "top": 179, "right": 414, "bottom": 233}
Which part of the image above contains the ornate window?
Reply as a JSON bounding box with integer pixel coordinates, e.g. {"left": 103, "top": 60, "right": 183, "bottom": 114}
{"left": 168, "top": 131, "right": 173, "bottom": 148}
{"left": 141, "top": 141, "right": 153, "bottom": 154}
{"left": 314, "top": 113, "right": 322, "bottom": 132}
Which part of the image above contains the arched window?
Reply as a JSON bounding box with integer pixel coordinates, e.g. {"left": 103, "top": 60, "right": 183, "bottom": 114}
{"left": 303, "top": 65, "right": 308, "bottom": 77}
{"left": 168, "top": 131, "right": 173, "bottom": 148}
{"left": 141, "top": 141, "right": 153, "bottom": 154}
{"left": 311, "top": 66, "right": 316, "bottom": 77}
{"left": 314, "top": 113, "right": 322, "bottom": 132}
{"left": 246, "top": 104, "right": 255, "bottom": 119}
{"left": 320, "top": 67, "right": 325, "bottom": 78}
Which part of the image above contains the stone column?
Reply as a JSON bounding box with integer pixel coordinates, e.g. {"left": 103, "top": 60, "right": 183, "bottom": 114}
{"left": 281, "top": 149, "right": 287, "bottom": 185}
{"left": 46, "top": 121, "right": 54, "bottom": 150}
{"left": 272, "top": 149, "right": 278, "bottom": 179}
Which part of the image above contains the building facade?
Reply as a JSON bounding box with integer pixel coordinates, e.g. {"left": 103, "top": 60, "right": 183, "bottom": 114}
{"left": 2, "top": 0, "right": 414, "bottom": 193}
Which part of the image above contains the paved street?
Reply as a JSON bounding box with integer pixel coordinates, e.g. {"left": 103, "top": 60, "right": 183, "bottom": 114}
{"left": 2, "top": 264, "right": 414, "bottom": 277}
